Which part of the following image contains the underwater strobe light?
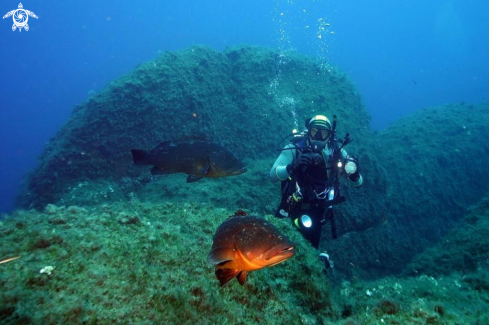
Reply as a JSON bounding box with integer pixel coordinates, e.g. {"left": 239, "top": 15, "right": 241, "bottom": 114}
{"left": 344, "top": 160, "right": 357, "bottom": 174}
{"left": 295, "top": 214, "right": 313, "bottom": 229}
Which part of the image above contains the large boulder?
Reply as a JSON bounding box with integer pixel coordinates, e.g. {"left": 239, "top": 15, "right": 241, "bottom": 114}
{"left": 325, "top": 102, "right": 489, "bottom": 278}
{"left": 405, "top": 195, "right": 489, "bottom": 277}
{"left": 16, "top": 45, "right": 370, "bottom": 210}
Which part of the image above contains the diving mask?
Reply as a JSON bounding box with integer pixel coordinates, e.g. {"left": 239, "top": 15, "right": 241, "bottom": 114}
{"left": 310, "top": 127, "right": 330, "bottom": 141}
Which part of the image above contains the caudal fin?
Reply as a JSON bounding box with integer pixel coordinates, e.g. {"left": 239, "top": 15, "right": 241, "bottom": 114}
{"left": 131, "top": 149, "right": 147, "bottom": 165}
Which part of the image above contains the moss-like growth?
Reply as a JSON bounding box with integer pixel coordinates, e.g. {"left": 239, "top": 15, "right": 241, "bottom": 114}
{"left": 2, "top": 201, "right": 488, "bottom": 323}
{"left": 0, "top": 201, "right": 335, "bottom": 323}
{"left": 16, "top": 45, "right": 369, "bottom": 211}
{"left": 10, "top": 45, "right": 489, "bottom": 297}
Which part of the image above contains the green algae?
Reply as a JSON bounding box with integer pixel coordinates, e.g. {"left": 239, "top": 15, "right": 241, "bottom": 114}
{"left": 1, "top": 199, "right": 488, "bottom": 324}
{"left": 16, "top": 45, "right": 369, "bottom": 211}
{"left": 6, "top": 45, "right": 489, "bottom": 323}
{"left": 322, "top": 102, "right": 489, "bottom": 279}
{"left": 0, "top": 201, "right": 333, "bottom": 324}
{"left": 407, "top": 195, "right": 489, "bottom": 277}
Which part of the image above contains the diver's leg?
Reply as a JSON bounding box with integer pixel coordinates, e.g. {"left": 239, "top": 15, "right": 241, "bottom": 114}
{"left": 298, "top": 224, "right": 322, "bottom": 249}
{"left": 323, "top": 208, "right": 337, "bottom": 239}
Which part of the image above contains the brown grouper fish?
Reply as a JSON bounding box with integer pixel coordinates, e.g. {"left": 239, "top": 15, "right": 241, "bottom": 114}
{"left": 131, "top": 140, "right": 246, "bottom": 183}
{"left": 207, "top": 215, "right": 295, "bottom": 286}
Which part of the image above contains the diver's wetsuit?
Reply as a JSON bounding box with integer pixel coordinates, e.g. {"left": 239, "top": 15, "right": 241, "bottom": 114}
{"left": 270, "top": 137, "right": 361, "bottom": 248}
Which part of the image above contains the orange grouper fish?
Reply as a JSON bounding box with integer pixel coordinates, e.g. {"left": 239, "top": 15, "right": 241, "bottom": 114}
{"left": 207, "top": 215, "right": 295, "bottom": 286}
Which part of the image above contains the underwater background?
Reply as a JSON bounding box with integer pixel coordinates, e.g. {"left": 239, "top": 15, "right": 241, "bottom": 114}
{"left": 2, "top": 0, "right": 489, "bottom": 214}
{"left": 2, "top": 1, "right": 489, "bottom": 324}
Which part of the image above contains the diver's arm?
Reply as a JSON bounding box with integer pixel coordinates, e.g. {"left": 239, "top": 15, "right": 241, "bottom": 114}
{"left": 269, "top": 145, "right": 296, "bottom": 182}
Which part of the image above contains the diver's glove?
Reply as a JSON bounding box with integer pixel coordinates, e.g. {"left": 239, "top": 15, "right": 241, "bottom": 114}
{"left": 286, "top": 153, "right": 321, "bottom": 175}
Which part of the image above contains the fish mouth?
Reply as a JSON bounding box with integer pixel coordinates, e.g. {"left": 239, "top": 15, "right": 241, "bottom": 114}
{"left": 266, "top": 244, "right": 296, "bottom": 265}
{"left": 228, "top": 167, "right": 247, "bottom": 176}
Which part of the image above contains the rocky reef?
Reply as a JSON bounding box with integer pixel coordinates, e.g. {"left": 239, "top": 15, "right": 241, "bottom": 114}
{"left": 326, "top": 102, "right": 489, "bottom": 278}
{"left": 406, "top": 195, "right": 489, "bottom": 277}
{"left": 2, "top": 202, "right": 488, "bottom": 324}
{"left": 16, "top": 45, "right": 369, "bottom": 211}
{"left": 11, "top": 44, "right": 489, "bottom": 310}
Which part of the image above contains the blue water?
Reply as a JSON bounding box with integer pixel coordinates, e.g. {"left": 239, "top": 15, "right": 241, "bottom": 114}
{"left": 1, "top": 0, "right": 488, "bottom": 214}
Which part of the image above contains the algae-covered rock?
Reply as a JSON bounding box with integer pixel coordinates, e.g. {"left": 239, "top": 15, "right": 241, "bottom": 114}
{"left": 0, "top": 202, "right": 334, "bottom": 324}
{"left": 324, "top": 102, "right": 489, "bottom": 278}
{"left": 1, "top": 201, "right": 488, "bottom": 324}
{"left": 13, "top": 44, "right": 489, "bottom": 283}
{"left": 16, "top": 45, "right": 369, "bottom": 210}
{"left": 405, "top": 195, "right": 489, "bottom": 277}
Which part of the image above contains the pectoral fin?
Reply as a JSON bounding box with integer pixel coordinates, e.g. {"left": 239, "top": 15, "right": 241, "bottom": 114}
{"left": 215, "top": 269, "right": 243, "bottom": 287}
{"left": 200, "top": 158, "right": 212, "bottom": 175}
{"left": 207, "top": 247, "right": 235, "bottom": 265}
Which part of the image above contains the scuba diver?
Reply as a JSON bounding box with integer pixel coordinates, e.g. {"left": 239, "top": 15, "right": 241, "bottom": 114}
{"left": 269, "top": 114, "right": 363, "bottom": 253}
